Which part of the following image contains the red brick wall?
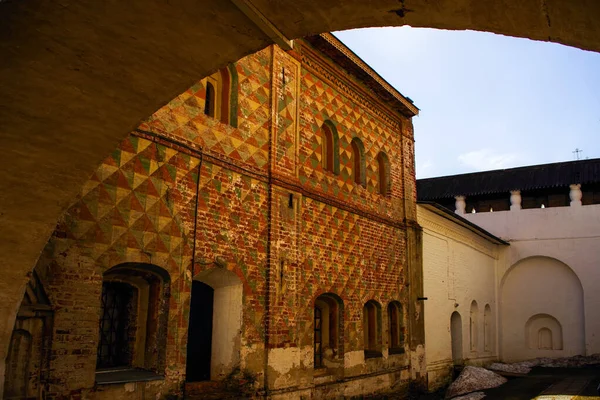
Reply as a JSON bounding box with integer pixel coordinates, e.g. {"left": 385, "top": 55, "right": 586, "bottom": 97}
{"left": 27, "top": 40, "right": 417, "bottom": 398}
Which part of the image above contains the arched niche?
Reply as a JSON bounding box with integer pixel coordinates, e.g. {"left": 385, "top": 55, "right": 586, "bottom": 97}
{"left": 500, "top": 256, "right": 584, "bottom": 361}
{"left": 188, "top": 267, "right": 243, "bottom": 381}
{"left": 450, "top": 311, "right": 463, "bottom": 365}
{"left": 321, "top": 120, "right": 340, "bottom": 175}
{"left": 470, "top": 300, "right": 479, "bottom": 352}
{"left": 525, "top": 314, "right": 563, "bottom": 351}
{"left": 484, "top": 304, "right": 492, "bottom": 352}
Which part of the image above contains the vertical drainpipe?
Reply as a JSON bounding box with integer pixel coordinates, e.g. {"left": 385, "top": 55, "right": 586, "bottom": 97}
{"left": 183, "top": 147, "right": 203, "bottom": 399}
{"left": 402, "top": 120, "right": 426, "bottom": 391}
{"left": 263, "top": 44, "right": 276, "bottom": 396}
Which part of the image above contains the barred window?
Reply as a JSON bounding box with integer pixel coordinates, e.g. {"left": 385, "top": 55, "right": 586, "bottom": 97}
{"left": 97, "top": 282, "right": 135, "bottom": 369}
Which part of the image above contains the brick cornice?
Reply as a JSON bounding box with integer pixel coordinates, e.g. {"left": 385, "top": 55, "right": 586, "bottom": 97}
{"left": 133, "top": 130, "right": 408, "bottom": 230}
{"left": 272, "top": 173, "right": 406, "bottom": 230}
{"left": 299, "top": 43, "right": 404, "bottom": 133}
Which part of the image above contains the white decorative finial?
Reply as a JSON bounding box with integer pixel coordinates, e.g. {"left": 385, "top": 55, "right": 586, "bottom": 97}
{"left": 455, "top": 196, "right": 466, "bottom": 215}
{"left": 510, "top": 190, "right": 521, "bottom": 211}
{"left": 570, "top": 184, "right": 582, "bottom": 206}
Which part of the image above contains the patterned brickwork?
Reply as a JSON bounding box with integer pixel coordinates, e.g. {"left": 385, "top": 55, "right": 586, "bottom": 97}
{"left": 297, "top": 54, "right": 406, "bottom": 221}
{"left": 193, "top": 160, "right": 269, "bottom": 345}
{"left": 37, "top": 135, "right": 199, "bottom": 395}
{"left": 140, "top": 48, "right": 273, "bottom": 172}
{"left": 403, "top": 128, "right": 417, "bottom": 221}
{"left": 272, "top": 46, "right": 301, "bottom": 176}
{"left": 27, "top": 39, "right": 418, "bottom": 399}
{"left": 293, "top": 197, "right": 404, "bottom": 350}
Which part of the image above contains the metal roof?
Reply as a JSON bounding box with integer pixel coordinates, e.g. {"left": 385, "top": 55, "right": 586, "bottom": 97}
{"left": 417, "top": 158, "right": 600, "bottom": 200}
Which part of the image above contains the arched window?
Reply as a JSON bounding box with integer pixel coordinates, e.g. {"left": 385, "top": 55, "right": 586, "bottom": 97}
{"left": 388, "top": 301, "right": 404, "bottom": 355}
{"left": 97, "top": 264, "right": 170, "bottom": 375}
{"left": 376, "top": 152, "right": 390, "bottom": 195}
{"left": 204, "top": 81, "right": 216, "bottom": 118}
{"left": 350, "top": 137, "right": 366, "bottom": 187}
{"left": 363, "top": 300, "right": 382, "bottom": 358}
{"left": 484, "top": 304, "right": 492, "bottom": 352}
{"left": 202, "top": 68, "right": 235, "bottom": 125}
{"left": 321, "top": 121, "right": 339, "bottom": 175}
{"left": 470, "top": 300, "right": 479, "bottom": 352}
{"left": 314, "top": 293, "right": 344, "bottom": 369}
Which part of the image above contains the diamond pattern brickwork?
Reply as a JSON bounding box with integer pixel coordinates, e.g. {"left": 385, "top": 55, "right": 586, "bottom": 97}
{"left": 36, "top": 135, "right": 199, "bottom": 393}
{"left": 298, "top": 65, "right": 407, "bottom": 220}
{"left": 140, "top": 48, "right": 273, "bottom": 171}
{"left": 268, "top": 195, "right": 406, "bottom": 351}
{"left": 272, "top": 46, "right": 300, "bottom": 175}
{"left": 193, "top": 160, "right": 270, "bottom": 345}
{"left": 29, "top": 41, "right": 418, "bottom": 398}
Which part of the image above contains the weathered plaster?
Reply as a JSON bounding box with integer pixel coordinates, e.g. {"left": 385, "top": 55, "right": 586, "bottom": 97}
{"left": 3, "top": 6, "right": 600, "bottom": 392}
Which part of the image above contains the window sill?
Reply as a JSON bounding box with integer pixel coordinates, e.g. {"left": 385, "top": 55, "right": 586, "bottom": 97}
{"left": 388, "top": 347, "right": 405, "bottom": 355}
{"left": 364, "top": 350, "right": 383, "bottom": 359}
{"left": 96, "top": 368, "right": 164, "bottom": 385}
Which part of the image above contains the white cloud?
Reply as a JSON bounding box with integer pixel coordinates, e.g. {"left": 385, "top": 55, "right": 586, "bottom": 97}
{"left": 458, "top": 149, "right": 520, "bottom": 172}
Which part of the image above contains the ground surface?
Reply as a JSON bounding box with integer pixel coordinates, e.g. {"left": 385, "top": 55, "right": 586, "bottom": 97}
{"left": 185, "top": 366, "right": 600, "bottom": 399}
{"left": 380, "top": 366, "right": 600, "bottom": 400}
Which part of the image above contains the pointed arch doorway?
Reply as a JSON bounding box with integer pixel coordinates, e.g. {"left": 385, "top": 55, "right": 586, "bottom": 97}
{"left": 186, "top": 267, "right": 243, "bottom": 382}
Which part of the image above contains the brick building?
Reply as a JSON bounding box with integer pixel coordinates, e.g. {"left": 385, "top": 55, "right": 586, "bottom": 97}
{"left": 4, "top": 34, "right": 422, "bottom": 399}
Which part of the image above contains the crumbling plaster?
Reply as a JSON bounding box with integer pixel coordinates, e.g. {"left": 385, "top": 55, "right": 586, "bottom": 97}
{"left": 2, "top": 0, "right": 600, "bottom": 395}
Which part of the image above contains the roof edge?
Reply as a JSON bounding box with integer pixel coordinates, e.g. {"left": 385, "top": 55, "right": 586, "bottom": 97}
{"left": 315, "top": 33, "right": 419, "bottom": 117}
{"left": 418, "top": 201, "right": 509, "bottom": 245}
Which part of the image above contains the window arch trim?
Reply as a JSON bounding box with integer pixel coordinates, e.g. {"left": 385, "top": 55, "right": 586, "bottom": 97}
{"left": 321, "top": 120, "right": 340, "bottom": 175}
{"left": 97, "top": 263, "right": 170, "bottom": 375}
{"left": 351, "top": 137, "right": 366, "bottom": 187}
{"left": 313, "top": 292, "right": 344, "bottom": 369}
{"left": 376, "top": 151, "right": 391, "bottom": 196}
{"left": 363, "top": 299, "right": 382, "bottom": 359}
{"left": 387, "top": 301, "right": 405, "bottom": 355}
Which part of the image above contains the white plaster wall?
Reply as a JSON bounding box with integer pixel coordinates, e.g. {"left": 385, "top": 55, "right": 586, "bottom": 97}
{"left": 418, "top": 206, "right": 500, "bottom": 389}
{"left": 464, "top": 204, "right": 600, "bottom": 357}
{"left": 211, "top": 283, "right": 243, "bottom": 380}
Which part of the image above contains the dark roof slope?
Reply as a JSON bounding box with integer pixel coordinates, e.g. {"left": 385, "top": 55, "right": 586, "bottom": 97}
{"left": 417, "top": 158, "right": 600, "bottom": 200}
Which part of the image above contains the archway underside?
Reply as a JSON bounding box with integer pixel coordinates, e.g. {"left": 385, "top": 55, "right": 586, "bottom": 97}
{"left": 1, "top": 0, "right": 599, "bottom": 382}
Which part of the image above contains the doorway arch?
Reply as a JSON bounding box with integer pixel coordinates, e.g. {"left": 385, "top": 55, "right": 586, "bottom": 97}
{"left": 187, "top": 267, "right": 243, "bottom": 382}
{"left": 451, "top": 311, "right": 463, "bottom": 365}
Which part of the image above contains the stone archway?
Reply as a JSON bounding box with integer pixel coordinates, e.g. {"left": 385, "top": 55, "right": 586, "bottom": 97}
{"left": 3, "top": 0, "right": 600, "bottom": 392}
{"left": 187, "top": 268, "right": 243, "bottom": 382}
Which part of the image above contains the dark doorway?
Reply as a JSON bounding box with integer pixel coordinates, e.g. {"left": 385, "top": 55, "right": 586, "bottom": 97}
{"left": 314, "top": 306, "right": 323, "bottom": 368}
{"left": 186, "top": 281, "right": 214, "bottom": 381}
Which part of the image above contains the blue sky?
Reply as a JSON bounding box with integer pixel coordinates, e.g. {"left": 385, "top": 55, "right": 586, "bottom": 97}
{"left": 335, "top": 27, "right": 600, "bottom": 179}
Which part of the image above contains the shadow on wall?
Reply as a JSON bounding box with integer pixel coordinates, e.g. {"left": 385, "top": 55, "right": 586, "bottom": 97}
{"left": 500, "top": 256, "right": 585, "bottom": 362}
